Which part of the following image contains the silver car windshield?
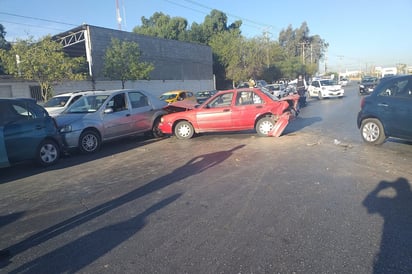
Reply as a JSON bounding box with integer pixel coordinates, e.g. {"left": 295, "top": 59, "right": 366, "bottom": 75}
{"left": 65, "top": 95, "right": 109, "bottom": 113}
{"left": 44, "top": 96, "right": 71, "bottom": 107}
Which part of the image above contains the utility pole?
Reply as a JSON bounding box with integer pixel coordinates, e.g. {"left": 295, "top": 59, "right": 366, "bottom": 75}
{"left": 299, "top": 41, "right": 311, "bottom": 64}
{"left": 116, "top": 0, "right": 122, "bottom": 30}
{"left": 263, "top": 28, "right": 271, "bottom": 68}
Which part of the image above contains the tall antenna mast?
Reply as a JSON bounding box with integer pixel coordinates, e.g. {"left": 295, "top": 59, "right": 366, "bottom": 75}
{"left": 116, "top": 0, "right": 122, "bottom": 30}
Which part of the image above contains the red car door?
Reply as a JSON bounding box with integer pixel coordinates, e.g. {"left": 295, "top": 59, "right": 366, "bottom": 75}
{"left": 195, "top": 92, "right": 234, "bottom": 131}
{"left": 231, "top": 90, "right": 265, "bottom": 129}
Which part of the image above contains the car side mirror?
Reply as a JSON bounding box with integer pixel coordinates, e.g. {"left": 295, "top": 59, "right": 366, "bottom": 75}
{"left": 104, "top": 108, "right": 114, "bottom": 114}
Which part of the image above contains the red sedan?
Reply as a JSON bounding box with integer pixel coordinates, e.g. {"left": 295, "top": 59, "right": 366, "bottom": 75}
{"left": 158, "top": 88, "right": 299, "bottom": 139}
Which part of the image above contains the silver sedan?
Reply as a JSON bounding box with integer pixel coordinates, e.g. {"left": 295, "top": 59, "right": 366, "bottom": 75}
{"left": 56, "top": 89, "right": 167, "bottom": 153}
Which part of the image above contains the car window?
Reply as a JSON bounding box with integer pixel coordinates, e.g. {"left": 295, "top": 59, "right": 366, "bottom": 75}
{"left": 377, "top": 79, "right": 404, "bottom": 97}
{"left": 321, "top": 80, "right": 336, "bottom": 86}
{"left": 208, "top": 93, "right": 233, "bottom": 108}
{"left": 0, "top": 101, "right": 41, "bottom": 126}
{"left": 178, "top": 92, "right": 186, "bottom": 100}
{"left": 44, "top": 96, "right": 71, "bottom": 107}
{"left": 69, "top": 95, "right": 83, "bottom": 106}
{"left": 107, "top": 93, "right": 128, "bottom": 112}
{"left": 392, "top": 79, "right": 412, "bottom": 98}
{"left": 66, "top": 95, "right": 109, "bottom": 113}
{"left": 129, "top": 91, "right": 149, "bottom": 108}
{"left": 236, "top": 91, "right": 264, "bottom": 105}
{"left": 159, "top": 93, "right": 177, "bottom": 101}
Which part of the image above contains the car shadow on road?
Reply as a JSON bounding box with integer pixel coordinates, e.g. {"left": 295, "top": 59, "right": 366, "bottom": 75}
{"left": 0, "top": 144, "right": 245, "bottom": 271}
{"left": 362, "top": 177, "right": 412, "bottom": 273}
{"left": 0, "top": 135, "right": 165, "bottom": 184}
{"left": 5, "top": 193, "right": 182, "bottom": 273}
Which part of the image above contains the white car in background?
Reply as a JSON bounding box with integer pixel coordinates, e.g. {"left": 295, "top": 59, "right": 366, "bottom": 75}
{"left": 307, "top": 79, "right": 344, "bottom": 99}
{"left": 262, "top": 83, "right": 287, "bottom": 98}
{"left": 44, "top": 91, "right": 93, "bottom": 116}
{"left": 339, "top": 78, "right": 349, "bottom": 86}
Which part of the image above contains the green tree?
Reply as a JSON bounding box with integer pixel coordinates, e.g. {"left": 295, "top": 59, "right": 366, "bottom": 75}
{"left": 0, "top": 24, "right": 11, "bottom": 75}
{"left": 103, "top": 38, "right": 154, "bottom": 89}
{"left": 0, "top": 36, "right": 85, "bottom": 100}
{"left": 278, "top": 22, "right": 328, "bottom": 75}
{"left": 133, "top": 12, "right": 188, "bottom": 41}
{"left": 0, "top": 24, "right": 10, "bottom": 50}
{"left": 209, "top": 30, "right": 245, "bottom": 86}
{"left": 187, "top": 9, "right": 242, "bottom": 45}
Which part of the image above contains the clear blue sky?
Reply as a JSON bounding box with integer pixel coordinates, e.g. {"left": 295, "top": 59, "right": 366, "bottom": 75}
{"left": 1, "top": 0, "right": 411, "bottom": 72}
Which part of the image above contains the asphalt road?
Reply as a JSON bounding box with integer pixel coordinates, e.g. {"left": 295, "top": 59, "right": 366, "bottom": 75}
{"left": 1, "top": 83, "right": 412, "bottom": 273}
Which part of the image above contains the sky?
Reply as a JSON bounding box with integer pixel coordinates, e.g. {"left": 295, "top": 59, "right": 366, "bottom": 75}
{"left": 1, "top": 0, "right": 411, "bottom": 73}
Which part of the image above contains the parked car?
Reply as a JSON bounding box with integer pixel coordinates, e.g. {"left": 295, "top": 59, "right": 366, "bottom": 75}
{"left": 56, "top": 89, "right": 167, "bottom": 154}
{"left": 44, "top": 91, "right": 94, "bottom": 116}
{"left": 339, "top": 78, "right": 349, "bottom": 86}
{"left": 357, "top": 74, "right": 412, "bottom": 145}
{"left": 254, "top": 80, "right": 268, "bottom": 88}
{"left": 0, "top": 98, "right": 63, "bottom": 168}
{"left": 262, "top": 84, "right": 287, "bottom": 98}
{"left": 307, "top": 79, "right": 344, "bottom": 99}
{"left": 159, "top": 90, "right": 196, "bottom": 104}
{"left": 236, "top": 82, "right": 251, "bottom": 89}
{"left": 158, "top": 88, "right": 299, "bottom": 140}
{"left": 359, "top": 76, "right": 379, "bottom": 95}
{"left": 195, "top": 90, "right": 218, "bottom": 104}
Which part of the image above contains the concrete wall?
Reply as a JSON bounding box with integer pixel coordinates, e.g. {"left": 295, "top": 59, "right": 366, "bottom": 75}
{"left": 0, "top": 79, "right": 215, "bottom": 100}
{"left": 0, "top": 25, "right": 215, "bottom": 100}
{"left": 87, "top": 25, "right": 213, "bottom": 82}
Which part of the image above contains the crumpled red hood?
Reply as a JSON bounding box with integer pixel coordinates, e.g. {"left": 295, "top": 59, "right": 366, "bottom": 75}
{"left": 163, "top": 100, "right": 198, "bottom": 113}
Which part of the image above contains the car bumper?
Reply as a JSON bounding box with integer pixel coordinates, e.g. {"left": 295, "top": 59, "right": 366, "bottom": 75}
{"left": 61, "top": 130, "right": 82, "bottom": 149}
{"left": 323, "top": 90, "right": 344, "bottom": 97}
{"left": 158, "top": 121, "right": 173, "bottom": 134}
{"left": 356, "top": 111, "right": 362, "bottom": 128}
{"left": 360, "top": 87, "right": 375, "bottom": 93}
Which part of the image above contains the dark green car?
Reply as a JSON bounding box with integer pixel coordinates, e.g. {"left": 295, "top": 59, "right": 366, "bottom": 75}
{"left": 0, "top": 98, "right": 63, "bottom": 168}
{"left": 357, "top": 75, "right": 412, "bottom": 145}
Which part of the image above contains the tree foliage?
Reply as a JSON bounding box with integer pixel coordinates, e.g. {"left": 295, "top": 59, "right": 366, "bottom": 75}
{"left": 132, "top": 10, "right": 328, "bottom": 86}
{"left": 0, "top": 36, "right": 86, "bottom": 100}
{"left": 133, "top": 12, "right": 189, "bottom": 41}
{"left": 278, "top": 22, "right": 328, "bottom": 78}
{"left": 103, "top": 38, "right": 154, "bottom": 89}
{"left": 0, "top": 24, "right": 11, "bottom": 74}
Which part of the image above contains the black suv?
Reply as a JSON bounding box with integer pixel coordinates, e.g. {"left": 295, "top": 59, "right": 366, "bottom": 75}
{"left": 359, "top": 76, "right": 378, "bottom": 95}
{"left": 0, "top": 98, "right": 63, "bottom": 167}
{"left": 357, "top": 75, "right": 412, "bottom": 145}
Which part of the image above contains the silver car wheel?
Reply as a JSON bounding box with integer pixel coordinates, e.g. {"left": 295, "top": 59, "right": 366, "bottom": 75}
{"left": 178, "top": 124, "right": 191, "bottom": 137}
{"left": 175, "top": 121, "right": 194, "bottom": 139}
{"left": 256, "top": 117, "right": 275, "bottom": 136}
{"left": 362, "top": 122, "right": 380, "bottom": 142}
{"left": 80, "top": 131, "right": 100, "bottom": 153}
{"left": 38, "top": 141, "right": 59, "bottom": 165}
{"left": 360, "top": 118, "right": 386, "bottom": 145}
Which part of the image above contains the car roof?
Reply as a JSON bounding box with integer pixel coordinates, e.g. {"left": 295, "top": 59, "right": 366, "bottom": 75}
{"left": 80, "top": 89, "right": 164, "bottom": 100}
{"left": 162, "top": 90, "right": 187, "bottom": 94}
{"left": 0, "top": 97, "right": 37, "bottom": 103}
{"left": 52, "top": 90, "right": 96, "bottom": 97}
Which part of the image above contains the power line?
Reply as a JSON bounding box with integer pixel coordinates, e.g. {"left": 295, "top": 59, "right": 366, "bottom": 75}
{"left": 0, "top": 19, "right": 68, "bottom": 32}
{"left": 0, "top": 12, "right": 77, "bottom": 27}
{"left": 164, "top": 0, "right": 279, "bottom": 34}
{"left": 181, "top": 0, "right": 277, "bottom": 30}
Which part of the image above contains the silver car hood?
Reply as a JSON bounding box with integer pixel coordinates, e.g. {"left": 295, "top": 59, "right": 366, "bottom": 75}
{"left": 55, "top": 113, "right": 87, "bottom": 127}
